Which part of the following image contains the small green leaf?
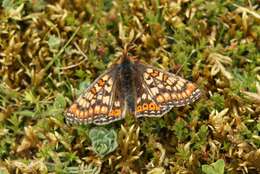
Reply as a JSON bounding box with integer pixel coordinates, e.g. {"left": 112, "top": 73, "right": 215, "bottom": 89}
{"left": 78, "top": 80, "right": 91, "bottom": 94}
{"left": 75, "top": 69, "right": 87, "bottom": 79}
{"left": 23, "top": 90, "right": 38, "bottom": 104}
{"left": 48, "top": 35, "right": 61, "bottom": 50}
{"left": 202, "top": 159, "right": 225, "bottom": 174}
{"left": 30, "top": 0, "right": 45, "bottom": 11}
{"left": 256, "top": 122, "right": 260, "bottom": 131}
{"left": 92, "top": 60, "right": 106, "bottom": 70}
{"left": 15, "top": 110, "right": 35, "bottom": 117}
{"left": 65, "top": 13, "right": 79, "bottom": 26}
{"left": 54, "top": 94, "right": 66, "bottom": 108}
{"left": 2, "top": 0, "right": 19, "bottom": 10}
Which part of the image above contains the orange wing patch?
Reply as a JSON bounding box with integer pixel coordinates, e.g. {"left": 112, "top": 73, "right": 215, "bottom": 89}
{"left": 98, "top": 79, "right": 105, "bottom": 87}
{"left": 69, "top": 103, "right": 78, "bottom": 114}
{"left": 162, "top": 74, "right": 168, "bottom": 81}
{"left": 90, "top": 87, "right": 97, "bottom": 95}
{"left": 136, "top": 102, "right": 160, "bottom": 113}
{"left": 109, "top": 108, "right": 121, "bottom": 117}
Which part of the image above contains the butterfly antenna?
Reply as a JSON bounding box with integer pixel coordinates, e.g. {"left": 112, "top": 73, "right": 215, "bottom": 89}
{"left": 175, "top": 62, "right": 184, "bottom": 75}
{"left": 123, "top": 44, "right": 129, "bottom": 56}
{"left": 122, "top": 44, "right": 137, "bottom": 61}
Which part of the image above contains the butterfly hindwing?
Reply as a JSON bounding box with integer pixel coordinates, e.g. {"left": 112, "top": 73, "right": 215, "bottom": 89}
{"left": 65, "top": 65, "right": 125, "bottom": 125}
{"left": 134, "top": 78, "right": 173, "bottom": 117}
{"left": 95, "top": 79, "right": 126, "bottom": 125}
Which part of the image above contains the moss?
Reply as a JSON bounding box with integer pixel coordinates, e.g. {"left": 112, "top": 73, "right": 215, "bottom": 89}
{"left": 0, "top": 0, "right": 260, "bottom": 173}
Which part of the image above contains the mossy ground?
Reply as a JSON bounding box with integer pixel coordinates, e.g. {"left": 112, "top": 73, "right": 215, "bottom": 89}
{"left": 0, "top": 0, "right": 260, "bottom": 173}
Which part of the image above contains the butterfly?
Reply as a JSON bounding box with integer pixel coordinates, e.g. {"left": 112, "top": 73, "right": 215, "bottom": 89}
{"left": 65, "top": 53, "right": 201, "bottom": 125}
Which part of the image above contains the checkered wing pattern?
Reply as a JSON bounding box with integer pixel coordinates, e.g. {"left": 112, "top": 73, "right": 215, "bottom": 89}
{"left": 65, "top": 66, "right": 125, "bottom": 125}
{"left": 134, "top": 63, "right": 201, "bottom": 118}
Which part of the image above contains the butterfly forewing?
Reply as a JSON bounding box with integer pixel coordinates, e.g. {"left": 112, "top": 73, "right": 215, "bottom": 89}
{"left": 65, "top": 65, "right": 125, "bottom": 125}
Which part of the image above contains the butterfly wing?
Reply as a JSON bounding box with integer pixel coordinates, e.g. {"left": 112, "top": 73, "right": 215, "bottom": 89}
{"left": 65, "top": 65, "right": 126, "bottom": 125}
{"left": 134, "top": 62, "right": 201, "bottom": 118}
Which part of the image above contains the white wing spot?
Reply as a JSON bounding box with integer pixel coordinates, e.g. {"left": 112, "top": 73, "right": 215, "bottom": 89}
{"left": 151, "top": 87, "right": 159, "bottom": 95}
{"left": 137, "top": 97, "right": 141, "bottom": 104}
{"left": 168, "top": 77, "right": 177, "bottom": 84}
{"left": 144, "top": 72, "right": 149, "bottom": 79}
{"left": 108, "top": 78, "right": 113, "bottom": 85}
{"left": 166, "top": 85, "right": 171, "bottom": 90}
{"left": 77, "top": 97, "right": 85, "bottom": 106}
{"left": 102, "top": 75, "right": 109, "bottom": 81}
{"left": 97, "top": 94, "right": 103, "bottom": 100}
{"left": 90, "top": 99, "right": 95, "bottom": 105}
{"left": 103, "top": 96, "right": 110, "bottom": 105}
{"left": 163, "top": 93, "right": 171, "bottom": 101}
{"left": 115, "top": 101, "right": 120, "bottom": 107}
{"left": 142, "top": 93, "right": 147, "bottom": 99}
{"left": 104, "top": 85, "right": 112, "bottom": 92}
{"left": 158, "top": 84, "right": 164, "bottom": 89}
{"left": 147, "top": 68, "right": 153, "bottom": 73}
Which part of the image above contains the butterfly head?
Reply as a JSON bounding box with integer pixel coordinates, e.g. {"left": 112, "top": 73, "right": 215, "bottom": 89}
{"left": 117, "top": 50, "right": 138, "bottom": 65}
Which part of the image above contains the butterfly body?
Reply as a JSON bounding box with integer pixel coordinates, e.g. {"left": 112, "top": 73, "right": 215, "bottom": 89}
{"left": 65, "top": 55, "right": 201, "bottom": 125}
{"left": 117, "top": 56, "right": 136, "bottom": 114}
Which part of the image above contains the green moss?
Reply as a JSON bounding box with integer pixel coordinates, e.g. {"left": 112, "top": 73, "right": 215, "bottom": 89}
{"left": 173, "top": 118, "right": 189, "bottom": 141}
{"left": 210, "top": 93, "right": 225, "bottom": 110}
{"left": 0, "top": 0, "right": 259, "bottom": 173}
